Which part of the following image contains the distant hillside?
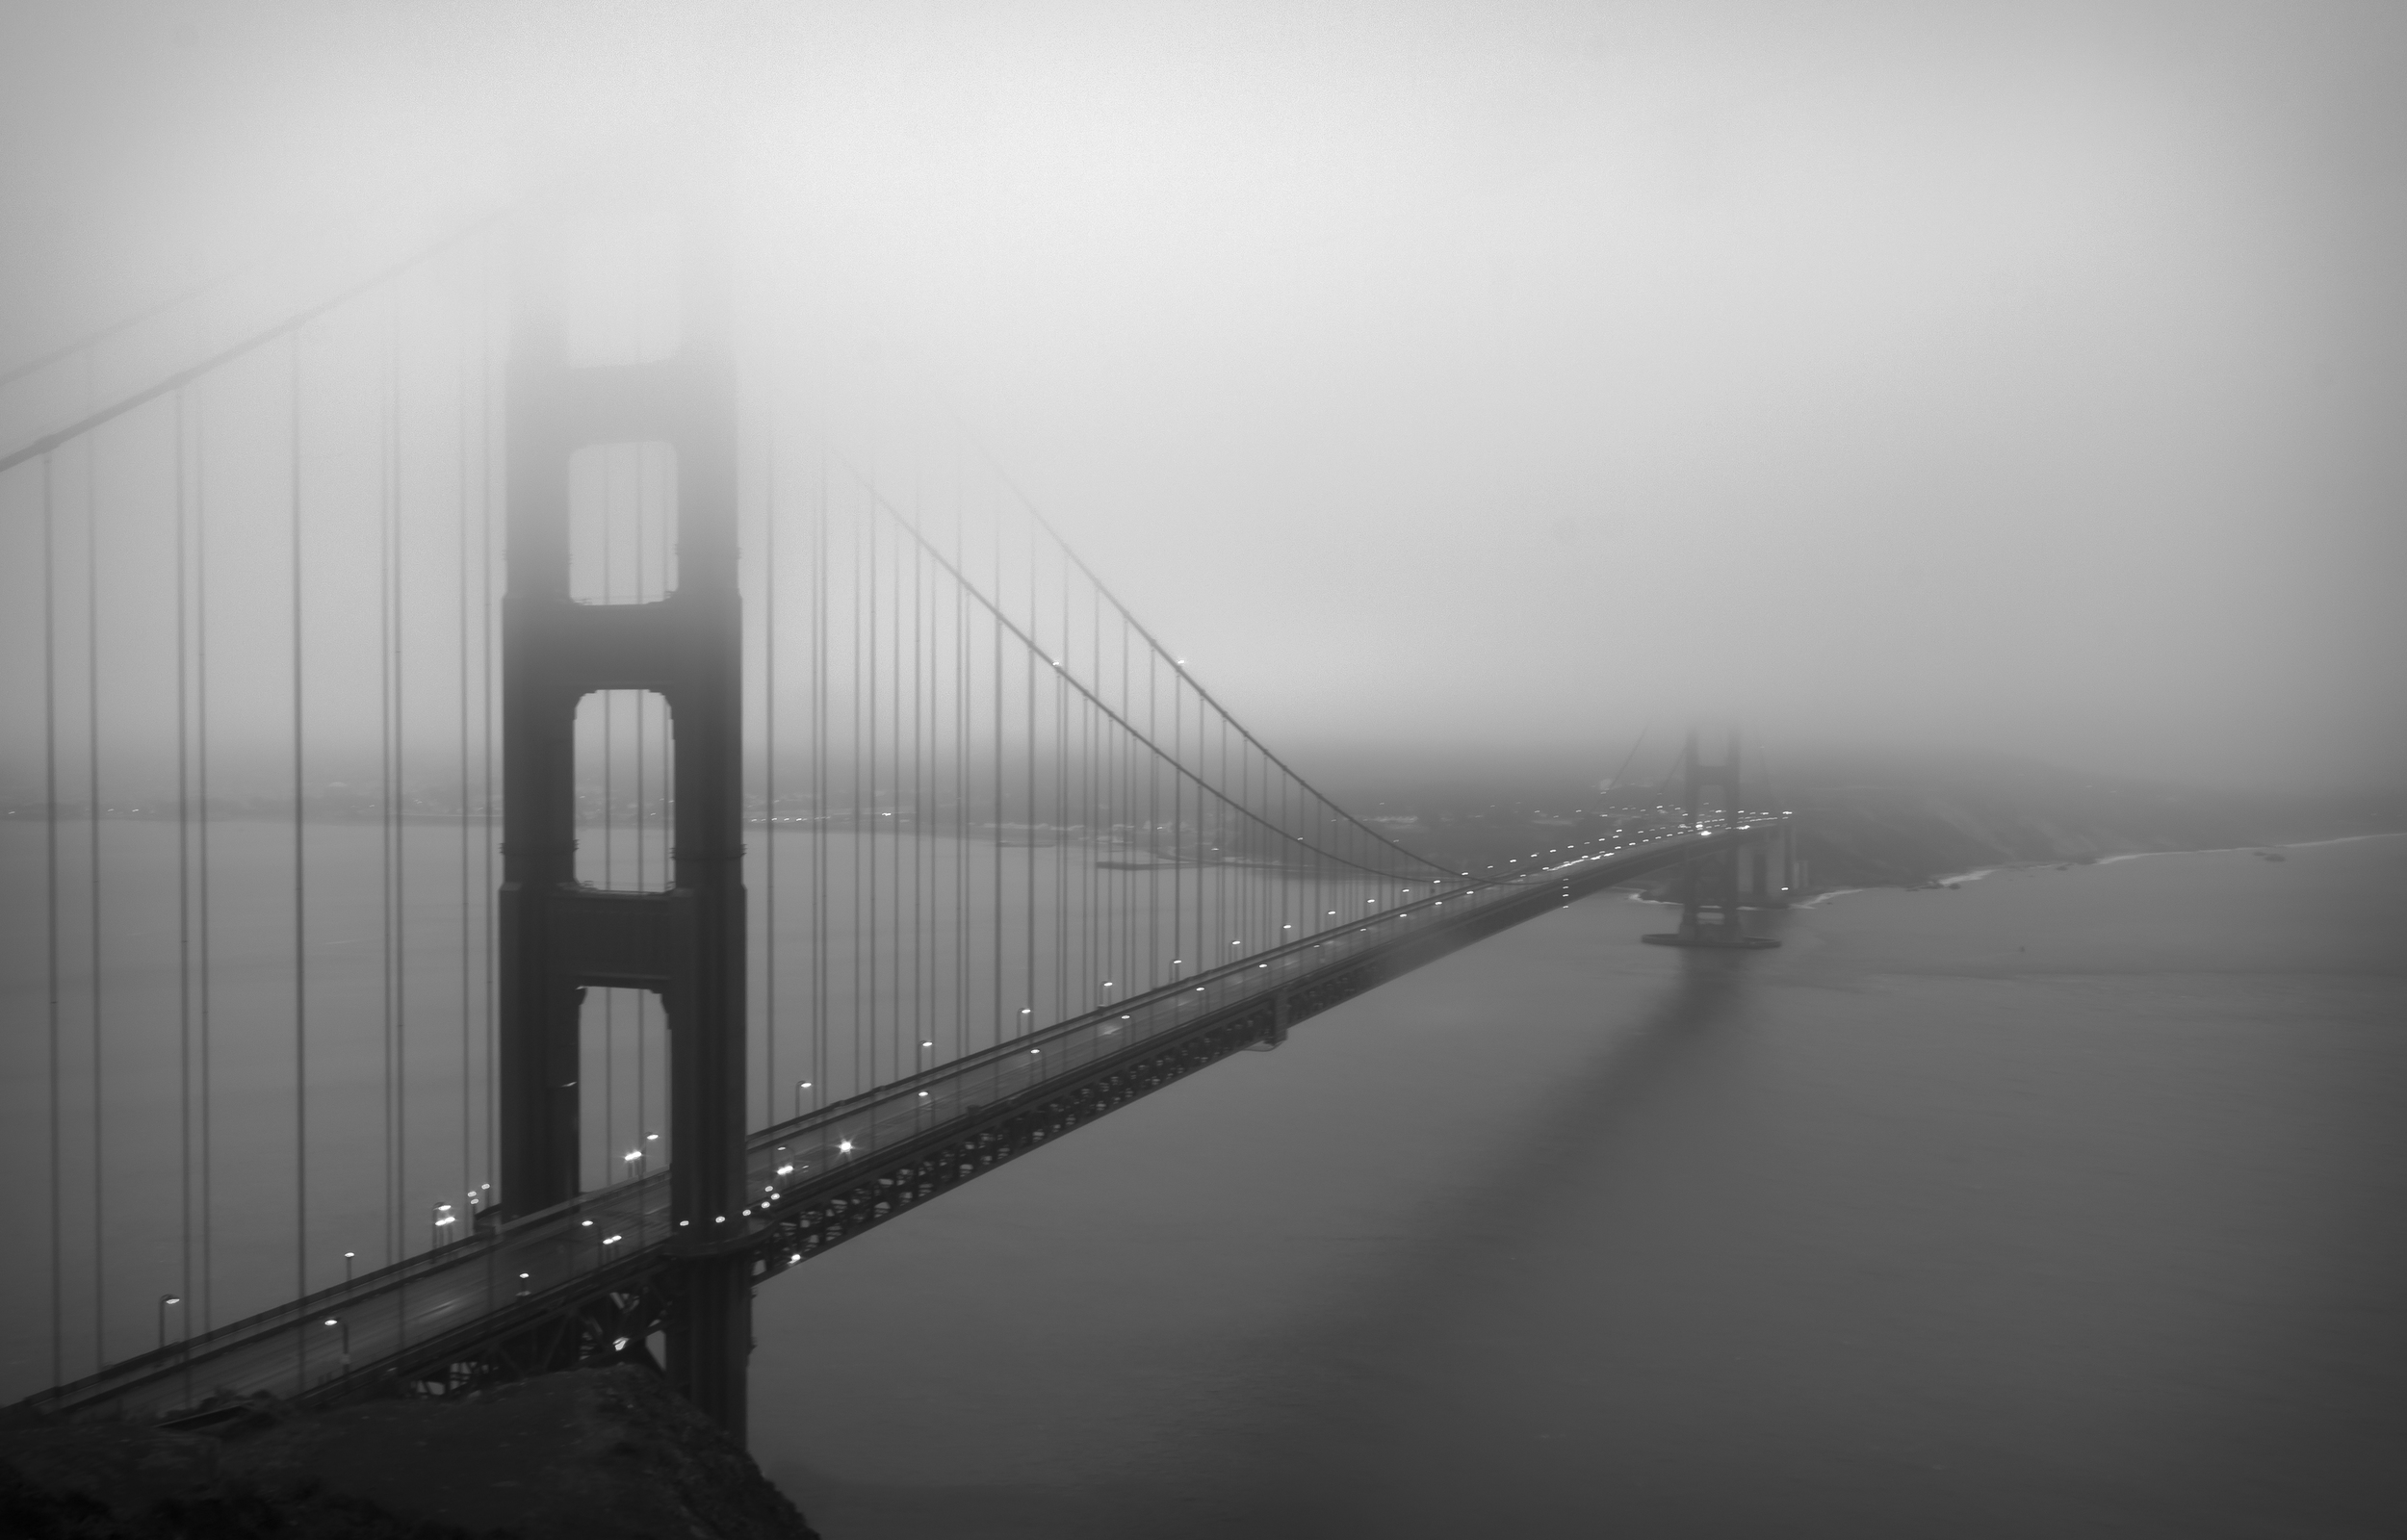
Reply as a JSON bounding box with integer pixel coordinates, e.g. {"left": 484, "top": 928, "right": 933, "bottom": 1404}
{"left": 1786, "top": 756, "right": 2402, "bottom": 887}
{"left": 1338, "top": 751, "right": 2404, "bottom": 890}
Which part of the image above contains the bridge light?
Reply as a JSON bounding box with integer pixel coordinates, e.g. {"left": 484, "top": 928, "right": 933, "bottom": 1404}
{"left": 838, "top": 1139, "right": 855, "bottom": 1153}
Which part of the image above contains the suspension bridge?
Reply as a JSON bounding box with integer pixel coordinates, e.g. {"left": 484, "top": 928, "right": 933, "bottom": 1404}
{"left": 0, "top": 193, "right": 1793, "bottom": 1441}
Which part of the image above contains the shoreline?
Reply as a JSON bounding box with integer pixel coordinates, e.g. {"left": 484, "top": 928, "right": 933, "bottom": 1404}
{"left": 1816, "top": 829, "right": 2407, "bottom": 906}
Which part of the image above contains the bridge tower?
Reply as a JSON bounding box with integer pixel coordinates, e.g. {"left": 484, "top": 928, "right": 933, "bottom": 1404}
{"left": 1642, "top": 728, "right": 1780, "bottom": 950}
{"left": 496, "top": 211, "right": 752, "bottom": 1434}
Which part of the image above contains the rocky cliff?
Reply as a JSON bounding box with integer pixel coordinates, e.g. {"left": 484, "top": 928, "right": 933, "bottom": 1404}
{"left": 0, "top": 1367, "right": 817, "bottom": 1540}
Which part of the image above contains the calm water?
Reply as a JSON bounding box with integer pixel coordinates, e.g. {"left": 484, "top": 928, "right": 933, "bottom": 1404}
{"left": 752, "top": 835, "right": 2407, "bottom": 1538}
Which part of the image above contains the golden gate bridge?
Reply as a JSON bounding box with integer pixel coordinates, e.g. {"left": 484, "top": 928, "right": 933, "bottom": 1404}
{"left": 0, "top": 189, "right": 1792, "bottom": 1440}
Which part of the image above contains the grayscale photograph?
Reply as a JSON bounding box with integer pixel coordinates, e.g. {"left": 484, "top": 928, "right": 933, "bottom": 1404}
{"left": 2, "top": 3, "right": 2401, "bottom": 1536}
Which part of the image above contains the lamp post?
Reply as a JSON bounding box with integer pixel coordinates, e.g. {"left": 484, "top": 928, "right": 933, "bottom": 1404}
{"left": 342, "top": 1250, "right": 356, "bottom": 1285}
{"left": 157, "top": 1295, "right": 182, "bottom": 1353}
{"left": 324, "top": 1317, "right": 349, "bottom": 1368}
{"left": 795, "top": 1080, "right": 813, "bottom": 1117}
{"left": 430, "top": 1203, "right": 456, "bottom": 1249}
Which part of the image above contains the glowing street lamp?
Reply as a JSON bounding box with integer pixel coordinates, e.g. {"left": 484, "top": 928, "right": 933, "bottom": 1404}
{"left": 157, "top": 1295, "right": 182, "bottom": 1352}
{"left": 324, "top": 1316, "right": 350, "bottom": 1368}
{"left": 430, "top": 1203, "right": 456, "bottom": 1249}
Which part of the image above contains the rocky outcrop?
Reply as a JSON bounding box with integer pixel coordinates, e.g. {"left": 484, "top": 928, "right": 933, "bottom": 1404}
{"left": 0, "top": 1367, "right": 817, "bottom": 1539}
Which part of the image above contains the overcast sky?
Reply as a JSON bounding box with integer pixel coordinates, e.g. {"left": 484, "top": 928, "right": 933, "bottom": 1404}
{"left": 4, "top": 0, "right": 2402, "bottom": 794}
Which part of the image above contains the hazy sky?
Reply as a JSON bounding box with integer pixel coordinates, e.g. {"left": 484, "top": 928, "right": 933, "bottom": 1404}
{"left": 4, "top": 0, "right": 2402, "bottom": 793}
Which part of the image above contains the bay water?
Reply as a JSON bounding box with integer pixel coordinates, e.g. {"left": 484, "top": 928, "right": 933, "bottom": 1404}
{"left": 752, "top": 835, "right": 2407, "bottom": 1538}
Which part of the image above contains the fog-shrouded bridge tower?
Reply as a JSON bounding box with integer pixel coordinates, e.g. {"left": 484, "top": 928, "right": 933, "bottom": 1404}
{"left": 497, "top": 216, "right": 752, "bottom": 1434}
{"left": 1642, "top": 728, "right": 1785, "bottom": 950}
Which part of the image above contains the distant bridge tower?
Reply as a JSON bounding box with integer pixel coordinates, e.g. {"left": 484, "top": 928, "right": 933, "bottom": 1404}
{"left": 1642, "top": 728, "right": 1780, "bottom": 950}
{"left": 497, "top": 209, "right": 752, "bottom": 1434}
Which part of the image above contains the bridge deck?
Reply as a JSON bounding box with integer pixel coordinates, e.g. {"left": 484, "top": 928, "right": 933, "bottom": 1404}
{"left": 19, "top": 819, "right": 1783, "bottom": 1424}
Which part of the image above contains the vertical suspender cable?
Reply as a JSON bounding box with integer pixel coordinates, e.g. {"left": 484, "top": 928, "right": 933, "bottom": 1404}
{"left": 990, "top": 498, "right": 1002, "bottom": 1049}
{"left": 601, "top": 459, "right": 617, "bottom": 1166}
{"left": 480, "top": 271, "right": 499, "bottom": 1195}
{"left": 1023, "top": 528, "right": 1035, "bottom": 1025}
{"left": 632, "top": 453, "right": 647, "bottom": 1132}
{"left": 379, "top": 309, "right": 398, "bottom": 1259}
{"left": 42, "top": 454, "right": 63, "bottom": 1384}
{"left": 953, "top": 470, "right": 965, "bottom": 1050}
{"left": 457, "top": 294, "right": 474, "bottom": 1207}
{"left": 175, "top": 389, "right": 193, "bottom": 1344}
{"left": 866, "top": 486, "right": 879, "bottom": 1088}
{"left": 195, "top": 396, "right": 215, "bottom": 1332}
{"left": 862, "top": 476, "right": 871, "bottom": 1088}
{"left": 1171, "top": 660, "right": 1181, "bottom": 986}
{"left": 887, "top": 486, "right": 901, "bottom": 1077}
{"left": 601, "top": 460, "right": 617, "bottom": 1177}
{"left": 290, "top": 329, "right": 310, "bottom": 1359}
{"left": 1063, "top": 547, "right": 1072, "bottom": 1015}
{"left": 764, "top": 425, "right": 778, "bottom": 1127}
{"left": 85, "top": 427, "right": 106, "bottom": 1368}
{"left": 909, "top": 480, "right": 923, "bottom": 1071}
{"left": 814, "top": 448, "right": 827, "bottom": 1109}
{"left": 393, "top": 316, "right": 409, "bottom": 1250}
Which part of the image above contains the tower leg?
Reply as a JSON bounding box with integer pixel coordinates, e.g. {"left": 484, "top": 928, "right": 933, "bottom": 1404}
{"left": 667, "top": 1254, "right": 752, "bottom": 1445}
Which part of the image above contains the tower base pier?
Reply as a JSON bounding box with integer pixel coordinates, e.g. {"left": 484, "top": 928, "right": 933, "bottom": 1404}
{"left": 1641, "top": 930, "right": 1781, "bottom": 950}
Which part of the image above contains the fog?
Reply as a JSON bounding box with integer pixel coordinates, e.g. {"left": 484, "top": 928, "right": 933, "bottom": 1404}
{"left": 5, "top": 0, "right": 2403, "bottom": 795}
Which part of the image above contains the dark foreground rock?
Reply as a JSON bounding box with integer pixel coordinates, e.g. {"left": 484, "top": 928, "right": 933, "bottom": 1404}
{"left": 0, "top": 1366, "right": 818, "bottom": 1539}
